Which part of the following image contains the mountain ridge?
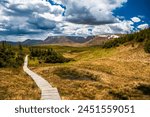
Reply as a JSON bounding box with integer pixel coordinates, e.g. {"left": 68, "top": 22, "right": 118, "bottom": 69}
{"left": 1, "top": 35, "right": 119, "bottom": 46}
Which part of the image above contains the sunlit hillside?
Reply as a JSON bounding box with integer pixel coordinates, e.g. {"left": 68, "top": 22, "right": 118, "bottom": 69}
{"left": 0, "top": 43, "right": 40, "bottom": 100}
{"left": 29, "top": 39, "right": 150, "bottom": 99}
{"left": 0, "top": 28, "right": 150, "bottom": 100}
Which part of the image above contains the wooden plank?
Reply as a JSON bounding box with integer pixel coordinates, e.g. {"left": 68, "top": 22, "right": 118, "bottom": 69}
{"left": 23, "top": 55, "right": 61, "bottom": 100}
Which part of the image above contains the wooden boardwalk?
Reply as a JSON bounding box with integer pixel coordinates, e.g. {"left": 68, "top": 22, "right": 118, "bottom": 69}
{"left": 23, "top": 55, "right": 61, "bottom": 100}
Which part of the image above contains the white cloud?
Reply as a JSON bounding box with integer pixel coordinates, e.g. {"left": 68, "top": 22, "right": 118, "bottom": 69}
{"left": 59, "top": 20, "right": 134, "bottom": 36}
{"left": 0, "top": 0, "right": 149, "bottom": 41}
{"left": 75, "top": 27, "right": 92, "bottom": 36}
{"left": 92, "top": 20, "right": 134, "bottom": 35}
{"left": 56, "top": 0, "right": 127, "bottom": 25}
{"left": 131, "top": 17, "right": 141, "bottom": 23}
{"left": 0, "top": 0, "right": 64, "bottom": 38}
{"left": 137, "top": 24, "right": 149, "bottom": 30}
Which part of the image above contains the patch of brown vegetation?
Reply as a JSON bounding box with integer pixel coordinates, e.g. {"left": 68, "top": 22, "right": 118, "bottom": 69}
{"left": 0, "top": 68, "right": 40, "bottom": 100}
{"left": 30, "top": 44, "right": 150, "bottom": 100}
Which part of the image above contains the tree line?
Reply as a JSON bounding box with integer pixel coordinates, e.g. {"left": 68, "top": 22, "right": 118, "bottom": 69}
{"left": 0, "top": 41, "right": 72, "bottom": 68}
{"left": 0, "top": 41, "right": 25, "bottom": 68}
{"left": 29, "top": 47, "right": 71, "bottom": 63}
{"left": 103, "top": 28, "right": 150, "bottom": 53}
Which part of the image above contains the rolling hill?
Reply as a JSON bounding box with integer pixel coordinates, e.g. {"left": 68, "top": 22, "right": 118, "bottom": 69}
{"left": 84, "top": 36, "right": 108, "bottom": 46}
{"left": 1, "top": 35, "right": 119, "bottom": 46}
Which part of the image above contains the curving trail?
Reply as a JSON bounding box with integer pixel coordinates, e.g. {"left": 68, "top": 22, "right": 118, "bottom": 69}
{"left": 23, "top": 55, "right": 61, "bottom": 100}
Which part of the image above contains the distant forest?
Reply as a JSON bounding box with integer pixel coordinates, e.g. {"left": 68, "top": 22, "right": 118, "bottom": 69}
{"left": 0, "top": 42, "right": 71, "bottom": 68}
{"left": 103, "top": 28, "right": 150, "bottom": 53}
{"left": 0, "top": 28, "right": 150, "bottom": 68}
{"left": 0, "top": 42, "right": 24, "bottom": 68}
{"left": 29, "top": 47, "right": 72, "bottom": 63}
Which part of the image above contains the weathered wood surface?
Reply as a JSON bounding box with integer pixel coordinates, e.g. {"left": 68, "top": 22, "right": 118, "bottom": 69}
{"left": 23, "top": 55, "right": 61, "bottom": 100}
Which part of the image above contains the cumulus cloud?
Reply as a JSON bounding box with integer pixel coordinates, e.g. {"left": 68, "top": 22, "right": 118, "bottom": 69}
{"left": 137, "top": 24, "right": 149, "bottom": 30}
{"left": 57, "top": 0, "right": 127, "bottom": 25}
{"left": 92, "top": 20, "right": 134, "bottom": 35}
{"left": 131, "top": 17, "right": 141, "bottom": 23}
{"left": 0, "top": 0, "right": 64, "bottom": 38}
{"left": 57, "top": 19, "right": 134, "bottom": 36}
{"left": 0, "top": 0, "right": 148, "bottom": 41}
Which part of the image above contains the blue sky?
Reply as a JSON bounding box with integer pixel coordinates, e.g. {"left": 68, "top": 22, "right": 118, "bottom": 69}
{"left": 0, "top": 0, "right": 149, "bottom": 41}
{"left": 114, "top": 0, "right": 150, "bottom": 27}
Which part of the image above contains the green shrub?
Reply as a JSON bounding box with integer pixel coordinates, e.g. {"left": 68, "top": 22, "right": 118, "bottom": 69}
{"left": 136, "top": 84, "right": 150, "bottom": 95}
{"left": 144, "top": 39, "right": 150, "bottom": 53}
{"left": 30, "top": 47, "right": 71, "bottom": 63}
{"left": 54, "top": 67, "right": 98, "bottom": 81}
{"left": 109, "top": 90, "right": 129, "bottom": 100}
{"left": 0, "top": 42, "right": 25, "bottom": 68}
{"left": 103, "top": 28, "right": 150, "bottom": 52}
{"left": 102, "top": 34, "right": 135, "bottom": 48}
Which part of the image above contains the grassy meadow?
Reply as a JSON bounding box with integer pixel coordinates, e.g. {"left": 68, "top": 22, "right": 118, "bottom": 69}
{"left": 0, "top": 43, "right": 40, "bottom": 100}
{"left": 0, "top": 68, "right": 40, "bottom": 100}
{"left": 29, "top": 43, "right": 150, "bottom": 100}
{"left": 0, "top": 28, "right": 150, "bottom": 100}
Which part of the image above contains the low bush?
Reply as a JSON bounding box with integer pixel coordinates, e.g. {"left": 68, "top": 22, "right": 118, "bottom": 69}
{"left": 54, "top": 67, "right": 98, "bottom": 81}
{"left": 103, "top": 28, "right": 150, "bottom": 54}
{"left": 30, "top": 47, "right": 71, "bottom": 63}
{"left": 136, "top": 84, "right": 150, "bottom": 95}
{"left": 0, "top": 42, "right": 24, "bottom": 68}
{"left": 144, "top": 39, "right": 150, "bottom": 53}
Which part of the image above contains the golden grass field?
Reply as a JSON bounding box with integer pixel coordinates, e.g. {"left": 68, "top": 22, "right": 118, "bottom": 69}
{"left": 29, "top": 43, "right": 150, "bottom": 100}
{"left": 0, "top": 42, "right": 150, "bottom": 100}
{"left": 0, "top": 68, "right": 40, "bottom": 100}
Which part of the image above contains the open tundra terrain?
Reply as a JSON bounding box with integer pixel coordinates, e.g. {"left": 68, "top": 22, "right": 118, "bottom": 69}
{"left": 0, "top": 43, "right": 40, "bottom": 100}
{"left": 0, "top": 0, "right": 150, "bottom": 100}
{"left": 29, "top": 43, "right": 150, "bottom": 100}
{"left": 0, "top": 68, "right": 40, "bottom": 100}
{"left": 0, "top": 28, "right": 150, "bottom": 100}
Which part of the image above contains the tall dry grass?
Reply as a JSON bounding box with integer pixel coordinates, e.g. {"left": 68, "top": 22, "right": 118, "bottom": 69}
{"left": 0, "top": 68, "right": 40, "bottom": 100}
{"left": 30, "top": 44, "right": 150, "bottom": 100}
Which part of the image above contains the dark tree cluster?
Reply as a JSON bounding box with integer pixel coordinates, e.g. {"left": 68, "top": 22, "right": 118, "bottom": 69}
{"left": 29, "top": 47, "right": 71, "bottom": 63}
{"left": 144, "top": 39, "right": 150, "bottom": 53}
{"left": 0, "top": 41, "right": 25, "bottom": 68}
{"left": 103, "top": 28, "right": 150, "bottom": 53}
